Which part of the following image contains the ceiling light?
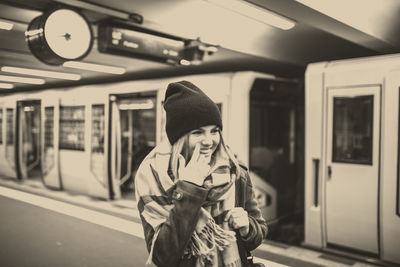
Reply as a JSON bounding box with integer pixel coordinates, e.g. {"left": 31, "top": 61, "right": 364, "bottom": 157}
{"left": 0, "top": 20, "right": 14, "bottom": 31}
{"left": 63, "top": 61, "right": 126, "bottom": 75}
{"left": 0, "top": 75, "right": 45, "bottom": 85}
{"left": 206, "top": 0, "right": 295, "bottom": 30}
{"left": 1, "top": 66, "right": 81, "bottom": 80}
{"left": 119, "top": 99, "right": 154, "bottom": 110}
{"left": 0, "top": 82, "right": 14, "bottom": 89}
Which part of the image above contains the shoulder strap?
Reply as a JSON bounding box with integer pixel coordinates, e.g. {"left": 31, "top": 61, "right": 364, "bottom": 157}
{"left": 235, "top": 166, "right": 247, "bottom": 208}
{"left": 234, "top": 166, "right": 255, "bottom": 267}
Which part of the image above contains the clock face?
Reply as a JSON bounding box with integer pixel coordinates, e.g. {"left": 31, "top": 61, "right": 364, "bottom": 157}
{"left": 44, "top": 9, "right": 92, "bottom": 59}
{"left": 27, "top": 8, "right": 93, "bottom": 65}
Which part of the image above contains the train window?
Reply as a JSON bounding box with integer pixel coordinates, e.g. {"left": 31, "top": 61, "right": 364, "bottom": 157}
{"left": 132, "top": 105, "right": 156, "bottom": 148}
{"left": 91, "top": 104, "right": 105, "bottom": 153}
{"left": 0, "top": 108, "right": 2, "bottom": 144}
{"left": 6, "top": 108, "right": 13, "bottom": 145}
{"left": 59, "top": 106, "right": 85, "bottom": 151}
{"left": 43, "top": 107, "right": 54, "bottom": 175}
{"left": 332, "top": 96, "right": 373, "bottom": 165}
{"left": 44, "top": 107, "right": 54, "bottom": 148}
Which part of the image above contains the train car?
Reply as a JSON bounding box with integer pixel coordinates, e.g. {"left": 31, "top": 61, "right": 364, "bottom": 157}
{"left": 0, "top": 71, "right": 304, "bottom": 227}
{"left": 305, "top": 54, "right": 400, "bottom": 265}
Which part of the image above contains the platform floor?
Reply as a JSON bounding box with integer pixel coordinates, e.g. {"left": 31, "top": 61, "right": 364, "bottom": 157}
{"left": 0, "top": 176, "right": 385, "bottom": 267}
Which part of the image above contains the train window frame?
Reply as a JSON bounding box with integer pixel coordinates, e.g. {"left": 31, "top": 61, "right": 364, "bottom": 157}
{"left": 59, "top": 105, "right": 85, "bottom": 151}
{"left": 332, "top": 95, "right": 374, "bottom": 165}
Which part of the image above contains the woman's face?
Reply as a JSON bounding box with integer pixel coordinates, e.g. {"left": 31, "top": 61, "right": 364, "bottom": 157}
{"left": 187, "top": 125, "right": 221, "bottom": 163}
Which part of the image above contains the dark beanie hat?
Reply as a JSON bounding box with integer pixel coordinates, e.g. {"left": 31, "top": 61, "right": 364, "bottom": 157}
{"left": 164, "top": 80, "right": 222, "bottom": 144}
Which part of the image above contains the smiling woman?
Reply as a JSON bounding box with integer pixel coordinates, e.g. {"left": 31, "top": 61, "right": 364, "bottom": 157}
{"left": 134, "top": 80, "right": 267, "bottom": 267}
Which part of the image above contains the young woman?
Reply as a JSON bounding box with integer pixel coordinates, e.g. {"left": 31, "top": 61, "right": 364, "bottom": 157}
{"left": 135, "top": 81, "right": 267, "bottom": 267}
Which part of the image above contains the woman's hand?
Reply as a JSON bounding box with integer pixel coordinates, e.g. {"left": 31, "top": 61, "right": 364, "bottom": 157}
{"left": 178, "top": 143, "right": 211, "bottom": 186}
{"left": 225, "top": 207, "right": 250, "bottom": 237}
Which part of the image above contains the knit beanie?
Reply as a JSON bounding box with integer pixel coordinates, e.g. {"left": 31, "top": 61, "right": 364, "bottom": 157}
{"left": 163, "top": 80, "right": 223, "bottom": 145}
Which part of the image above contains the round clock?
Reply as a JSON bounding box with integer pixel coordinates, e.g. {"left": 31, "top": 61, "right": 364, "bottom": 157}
{"left": 26, "top": 8, "right": 93, "bottom": 65}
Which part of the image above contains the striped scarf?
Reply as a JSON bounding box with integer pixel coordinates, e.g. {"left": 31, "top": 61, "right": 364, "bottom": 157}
{"left": 136, "top": 141, "right": 242, "bottom": 267}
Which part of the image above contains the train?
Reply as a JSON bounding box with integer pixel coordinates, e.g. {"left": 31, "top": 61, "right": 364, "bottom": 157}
{"left": 0, "top": 71, "right": 303, "bottom": 228}
{"left": 305, "top": 54, "right": 400, "bottom": 265}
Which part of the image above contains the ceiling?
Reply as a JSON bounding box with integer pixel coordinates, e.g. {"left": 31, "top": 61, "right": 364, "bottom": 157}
{"left": 0, "top": 0, "right": 399, "bottom": 93}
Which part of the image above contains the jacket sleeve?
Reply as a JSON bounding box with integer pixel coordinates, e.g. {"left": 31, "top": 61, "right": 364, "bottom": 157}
{"left": 135, "top": 160, "right": 209, "bottom": 267}
{"left": 152, "top": 180, "right": 208, "bottom": 266}
{"left": 239, "top": 169, "right": 268, "bottom": 251}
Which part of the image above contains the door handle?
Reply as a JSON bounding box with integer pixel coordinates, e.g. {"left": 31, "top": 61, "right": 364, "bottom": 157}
{"left": 327, "top": 165, "right": 332, "bottom": 179}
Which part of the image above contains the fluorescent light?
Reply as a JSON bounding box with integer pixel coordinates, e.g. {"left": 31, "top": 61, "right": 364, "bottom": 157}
{"left": 0, "top": 82, "right": 14, "bottom": 89}
{"left": 0, "top": 20, "right": 13, "bottom": 31}
{"left": 1, "top": 66, "right": 81, "bottom": 81}
{"left": 63, "top": 61, "right": 126, "bottom": 75}
{"left": 206, "top": 0, "right": 295, "bottom": 30}
{"left": 0, "top": 75, "right": 45, "bottom": 85}
{"left": 119, "top": 100, "right": 154, "bottom": 110}
{"left": 24, "top": 106, "right": 35, "bottom": 112}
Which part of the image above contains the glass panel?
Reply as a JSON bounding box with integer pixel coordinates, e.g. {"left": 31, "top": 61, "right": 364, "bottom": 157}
{"left": 6, "top": 108, "right": 13, "bottom": 145}
{"left": 23, "top": 105, "right": 40, "bottom": 167}
{"left": 120, "top": 109, "right": 130, "bottom": 180}
{"left": 0, "top": 108, "right": 2, "bottom": 144}
{"left": 332, "top": 95, "right": 373, "bottom": 165}
{"left": 6, "top": 108, "right": 14, "bottom": 168}
{"left": 91, "top": 104, "right": 105, "bottom": 153}
{"left": 91, "top": 104, "right": 105, "bottom": 182}
{"left": 129, "top": 107, "right": 156, "bottom": 185}
{"left": 43, "top": 107, "right": 54, "bottom": 175}
{"left": 118, "top": 94, "right": 157, "bottom": 198}
{"left": 59, "top": 106, "right": 85, "bottom": 151}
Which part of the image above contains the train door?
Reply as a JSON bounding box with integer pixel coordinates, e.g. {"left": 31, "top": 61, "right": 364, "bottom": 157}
{"left": 16, "top": 100, "right": 41, "bottom": 180}
{"left": 249, "top": 78, "right": 303, "bottom": 244}
{"left": 41, "top": 98, "right": 61, "bottom": 189}
{"left": 325, "top": 86, "right": 380, "bottom": 254}
{"left": 109, "top": 93, "right": 156, "bottom": 200}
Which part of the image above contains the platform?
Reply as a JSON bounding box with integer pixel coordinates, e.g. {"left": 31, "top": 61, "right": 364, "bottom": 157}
{"left": 0, "top": 176, "right": 384, "bottom": 267}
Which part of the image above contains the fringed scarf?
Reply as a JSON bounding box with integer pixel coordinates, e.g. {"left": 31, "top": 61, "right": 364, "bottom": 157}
{"left": 136, "top": 140, "right": 242, "bottom": 267}
{"left": 184, "top": 172, "right": 242, "bottom": 267}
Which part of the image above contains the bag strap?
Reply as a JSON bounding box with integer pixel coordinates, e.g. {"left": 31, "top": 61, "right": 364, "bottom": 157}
{"left": 236, "top": 166, "right": 247, "bottom": 207}
{"left": 235, "top": 166, "right": 256, "bottom": 266}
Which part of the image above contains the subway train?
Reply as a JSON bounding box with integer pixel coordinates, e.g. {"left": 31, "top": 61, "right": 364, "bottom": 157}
{"left": 1, "top": 0, "right": 400, "bottom": 266}
{"left": 0, "top": 71, "right": 303, "bottom": 226}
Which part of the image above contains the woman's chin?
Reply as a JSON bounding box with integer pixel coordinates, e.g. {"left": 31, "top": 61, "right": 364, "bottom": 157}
{"left": 203, "top": 154, "right": 212, "bottom": 163}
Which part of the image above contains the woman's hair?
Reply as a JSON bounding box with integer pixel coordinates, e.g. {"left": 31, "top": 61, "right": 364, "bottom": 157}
{"left": 170, "top": 130, "right": 241, "bottom": 180}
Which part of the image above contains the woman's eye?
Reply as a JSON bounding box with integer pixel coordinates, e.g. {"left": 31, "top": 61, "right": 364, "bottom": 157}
{"left": 191, "top": 131, "right": 202, "bottom": 135}
{"left": 211, "top": 128, "right": 219, "bottom": 134}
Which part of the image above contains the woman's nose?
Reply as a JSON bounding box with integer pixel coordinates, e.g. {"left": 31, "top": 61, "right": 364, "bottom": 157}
{"left": 201, "top": 134, "right": 213, "bottom": 146}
